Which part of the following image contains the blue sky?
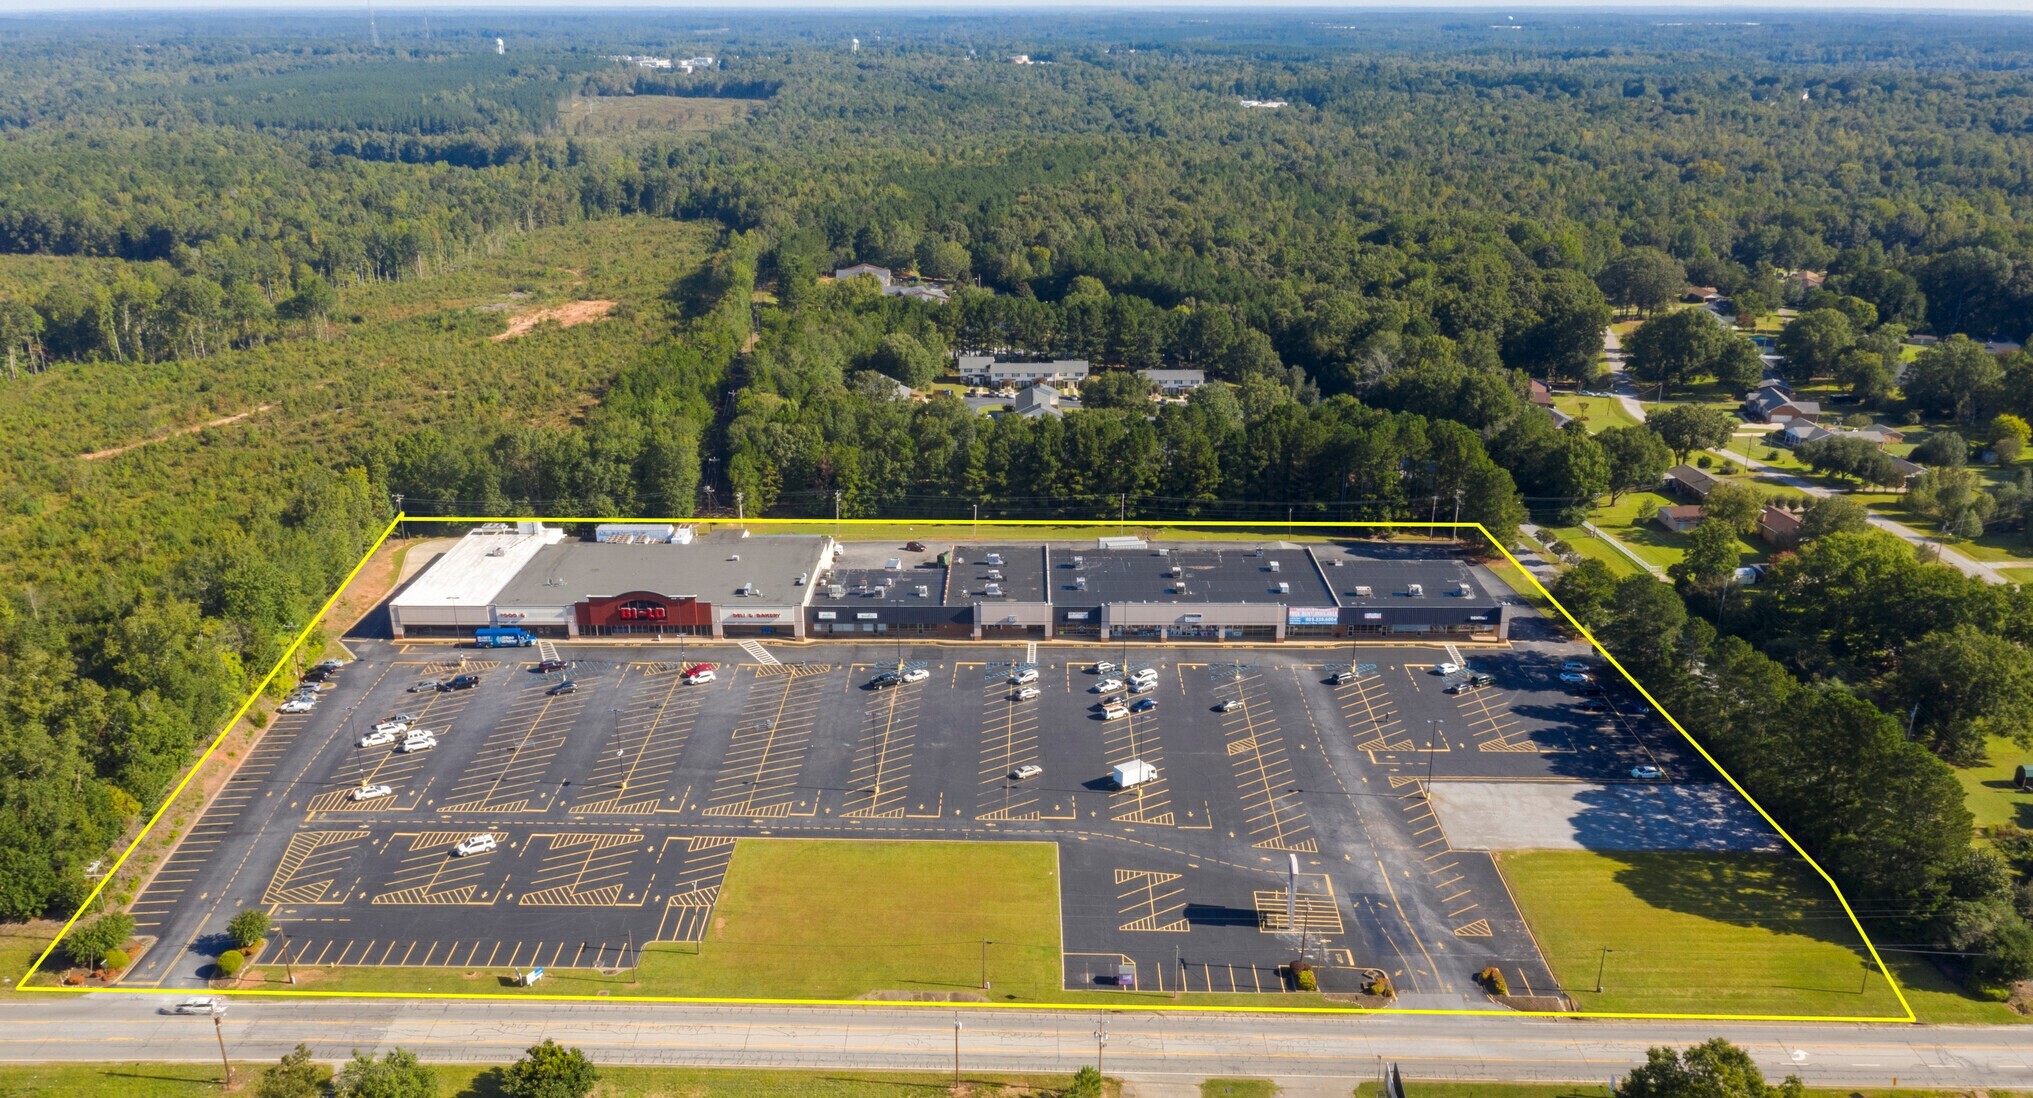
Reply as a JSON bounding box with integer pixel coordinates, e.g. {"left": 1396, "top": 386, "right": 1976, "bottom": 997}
{"left": 1, "top": 1, "right": 2030, "bottom": 11}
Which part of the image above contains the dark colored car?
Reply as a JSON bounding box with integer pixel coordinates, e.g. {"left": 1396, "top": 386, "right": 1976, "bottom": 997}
{"left": 301, "top": 668, "right": 330, "bottom": 684}
{"left": 546, "top": 680, "right": 577, "bottom": 696}
{"left": 870, "top": 672, "right": 901, "bottom": 689}
{"left": 535, "top": 658, "right": 570, "bottom": 673}
{"left": 443, "top": 674, "right": 481, "bottom": 691}
{"left": 904, "top": 541, "right": 927, "bottom": 552}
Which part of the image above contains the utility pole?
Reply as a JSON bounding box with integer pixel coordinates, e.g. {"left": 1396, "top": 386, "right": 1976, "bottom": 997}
{"left": 1093, "top": 1015, "right": 1108, "bottom": 1075}
{"left": 834, "top": 489, "right": 842, "bottom": 538}
{"left": 736, "top": 490, "right": 745, "bottom": 524}
{"left": 972, "top": 501, "right": 979, "bottom": 537}
{"left": 1173, "top": 943, "right": 1182, "bottom": 1000}
{"left": 952, "top": 1020, "right": 963, "bottom": 1086}
{"left": 212, "top": 1011, "right": 232, "bottom": 1088}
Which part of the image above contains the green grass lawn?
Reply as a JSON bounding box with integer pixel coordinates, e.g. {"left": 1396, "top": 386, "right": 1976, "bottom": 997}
{"left": 1954, "top": 734, "right": 2033, "bottom": 831}
{"left": 1551, "top": 394, "right": 1640, "bottom": 432}
{"left": 1579, "top": 491, "right": 1765, "bottom": 571}
{"left": 1997, "top": 566, "right": 2033, "bottom": 585}
{"left": 1356, "top": 1086, "right": 1975, "bottom": 1098}
{"left": 1540, "top": 526, "right": 1643, "bottom": 578}
{"left": 0, "top": 921, "right": 56, "bottom": 987}
{"left": 1497, "top": 851, "right": 1908, "bottom": 1018}
{"left": 1201, "top": 1082, "right": 1281, "bottom": 1098}
{"left": 0, "top": 1063, "right": 1101, "bottom": 1098}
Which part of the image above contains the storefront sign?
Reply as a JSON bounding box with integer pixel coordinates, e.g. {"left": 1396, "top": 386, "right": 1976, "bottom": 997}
{"left": 1286, "top": 606, "right": 1339, "bottom": 626}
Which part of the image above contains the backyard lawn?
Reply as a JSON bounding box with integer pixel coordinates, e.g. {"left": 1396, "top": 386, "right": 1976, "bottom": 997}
{"left": 1552, "top": 394, "right": 1641, "bottom": 432}
{"left": 1498, "top": 850, "right": 1907, "bottom": 1018}
{"left": 1955, "top": 734, "right": 2033, "bottom": 832}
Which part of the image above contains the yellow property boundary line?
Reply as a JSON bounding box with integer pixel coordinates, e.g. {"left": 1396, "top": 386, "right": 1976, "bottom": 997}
{"left": 17, "top": 514, "right": 1916, "bottom": 1024}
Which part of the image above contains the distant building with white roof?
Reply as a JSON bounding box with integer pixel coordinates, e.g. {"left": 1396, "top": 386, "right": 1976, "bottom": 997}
{"left": 389, "top": 522, "right": 565, "bottom": 638}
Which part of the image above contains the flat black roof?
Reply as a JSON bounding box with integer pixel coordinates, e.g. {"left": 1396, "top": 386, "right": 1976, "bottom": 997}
{"left": 813, "top": 561, "right": 947, "bottom": 606}
{"left": 1308, "top": 543, "right": 1499, "bottom": 608}
{"left": 946, "top": 544, "right": 1049, "bottom": 604}
{"left": 1048, "top": 544, "right": 1338, "bottom": 606}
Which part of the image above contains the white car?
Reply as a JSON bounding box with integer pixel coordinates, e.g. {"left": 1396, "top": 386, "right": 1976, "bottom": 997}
{"left": 1011, "top": 667, "right": 1040, "bottom": 685}
{"left": 278, "top": 698, "right": 315, "bottom": 714}
{"left": 1435, "top": 662, "right": 1461, "bottom": 676}
{"left": 358, "top": 728, "right": 399, "bottom": 749}
{"left": 684, "top": 665, "right": 717, "bottom": 685}
{"left": 1012, "top": 686, "right": 1041, "bottom": 701}
{"left": 398, "top": 733, "right": 437, "bottom": 754}
{"left": 900, "top": 667, "right": 931, "bottom": 684}
{"left": 1094, "top": 678, "right": 1124, "bottom": 694}
{"left": 1559, "top": 671, "right": 1592, "bottom": 685}
{"left": 1103, "top": 704, "right": 1130, "bottom": 721}
{"left": 1129, "top": 668, "right": 1159, "bottom": 684}
{"left": 164, "top": 997, "right": 226, "bottom": 1016}
{"left": 453, "top": 834, "right": 498, "bottom": 857}
{"left": 351, "top": 784, "right": 393, "bottom": 802}
{"left": 1630, "top": 765, "right": 1665, "bottom": 780}
{"left": 1128, "top": 679, "right": 1156, "bottom": 695}
{"left": 1216, "top": 697, "right": 1242, "bottom": 713}
{"left": 1093, "top": 661, "right": 1118, "bottom": 674}
{"left": 1561, "top": 660, "right": 1592, "bottom": 672}
{"left": 1011, "top": 764, "right": 1044, "bottom": 781}
{"left": 371, "top": 719, "right": 411, "bottom": 736}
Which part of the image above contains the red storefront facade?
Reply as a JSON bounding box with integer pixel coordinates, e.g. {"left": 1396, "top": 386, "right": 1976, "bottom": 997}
{"left": 575, "top": 591, "right": 714, "bottom": 636}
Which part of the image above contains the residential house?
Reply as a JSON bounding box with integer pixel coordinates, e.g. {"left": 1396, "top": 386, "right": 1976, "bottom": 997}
{"left": 1781, "top": 421, "right": 1832, "bottom": 448}
{"left": 1743, "top": 380, "right": 1821, "bottom": 424}
{"left": 1013, "top": 383, "right": 1064, "bottom": 418}
{"left": 1684, "top": 286, "right": 1722, "bottom": 303}
{"left": 1758, "top": 505, "right": 1803, "bottom": 549}
{"left": 835, "top": 263, "right": 894, "bottom": 287}
{"left": 1782, "top": 421, "right": 1905, "bottom": 449}
{"left": 1886, "top": 455, "right": 1927, "bottom": 489}
{"left": 1657, "top": 505, "right": 1706, "bottom": 534}
{"left": 1665, "top": 464, "right": 1721, "bottom": 501}
{"left": 1527, "top": 378, "right": 1573, "bottom": 427}
{"left": 1787, "top": 270, "right": 1827, "bottom": 293}
{"left": 1139, "top": 368, "right": 1207, "bottom": 394}
{"left": 833, "top": 264, "right": 949, "bottom": 303}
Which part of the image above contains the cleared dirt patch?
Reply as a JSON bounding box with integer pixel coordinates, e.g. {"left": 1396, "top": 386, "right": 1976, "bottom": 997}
{"left": 79, "top": 404, "right": 276, "bottom": 461}
{"left": 492, "top": 299, "right": 617, "bottom": 341}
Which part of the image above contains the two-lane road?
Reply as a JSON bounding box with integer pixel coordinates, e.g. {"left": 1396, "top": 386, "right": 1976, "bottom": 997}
{"left": 3, "top": 997, "right": 2030, "bottom": 1090}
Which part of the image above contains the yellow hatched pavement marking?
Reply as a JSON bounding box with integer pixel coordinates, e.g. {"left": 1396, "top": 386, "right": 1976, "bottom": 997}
{"left": 1115, "top": 869, "right": 1190, "bottom": 933}
{"left": 262, "top": 832, "right": 367, "bottom": 905}
{"left": 1254, "top": 890, "right": 1345, "bottom": 934}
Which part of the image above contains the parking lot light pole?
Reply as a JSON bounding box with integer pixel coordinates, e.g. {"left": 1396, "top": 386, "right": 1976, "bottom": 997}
{"left": 980, "top": 938, "right": 993, "bottom": 990}
{"left": 280, "top": 928, "right": 295, "bottom": 986}
{"left": 952, "top": 1020, "right": 962, "bottom": 1086}
{"left": 1596, "top": 946, "right": 1614, "bottom": 993}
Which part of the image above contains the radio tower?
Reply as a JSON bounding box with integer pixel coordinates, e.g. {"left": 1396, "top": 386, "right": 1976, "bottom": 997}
{"left": 368, "top": 0, "right": 380, "bottom": 48}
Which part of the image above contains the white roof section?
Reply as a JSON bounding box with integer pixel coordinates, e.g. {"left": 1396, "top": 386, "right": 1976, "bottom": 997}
{"left": 393, "top": 523, "right": 565, "bottom": 611}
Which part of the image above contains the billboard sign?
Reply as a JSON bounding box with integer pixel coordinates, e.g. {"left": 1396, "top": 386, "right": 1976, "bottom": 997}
{"left": 1287, "top": 606, "right": 1340, "bottom": 626}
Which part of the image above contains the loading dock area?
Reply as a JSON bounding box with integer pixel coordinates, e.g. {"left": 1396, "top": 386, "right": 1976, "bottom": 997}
{"left": 124, "top": 628, "right": 1770, "bottom": 1005}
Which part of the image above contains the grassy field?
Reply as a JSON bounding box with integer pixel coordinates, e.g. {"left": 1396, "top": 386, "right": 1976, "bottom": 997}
{"left": 557, "top": 94, "right": 758, "bottom": 135}
{"left": 1497, "top": 851, "right": 1908, "bottom": 1018}
{"left": 1570, "top": 491, "right": 1765, "bottom": 572}
{"left": 1551, "top": 394, "right": 1640, "bottom": 432}
{"left": 0, "top": 1063, "right": 1103, "bottom": 1098}
{"left": 0, "top": 921, "right": 57, "bottom": 987}
{"left": 1200, "top": 1082, "right": 1281, "bottom": 1098}
{"left": 1539, "top": 526, "right": 1644, "bottom": 578}
{"left": 1354, "top": 1086, "right": 1981, "bottom": 1098}
{"left": 1954, "top": 734, "right": 2033, "bottom": 831}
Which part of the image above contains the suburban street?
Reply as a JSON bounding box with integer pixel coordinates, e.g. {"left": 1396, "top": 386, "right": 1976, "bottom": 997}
{"left": 2, "top": 996, "right": 2029, "bottom": 1093}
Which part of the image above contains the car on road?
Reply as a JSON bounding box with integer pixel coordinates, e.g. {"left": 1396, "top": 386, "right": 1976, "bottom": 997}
{"left": 278, "top": 698, "right": 316, "bottom": 714}
{"left": 399, "top": 732, "right": 438, "bottom": 754}
{"left": 443, "top": 674, "right": 481, "bottom": 690}
{"left": 1558, "top": 671, "right": 1591, "bottom": 685}
{"left": 1094, "top": 678, "right": 1124, "bottom": 693}
{"left": 453, "top": 834, "right": 498, "bottom": 857}
{"left": 1012, "top": 686, "right": 1041, "bottom": 701}
{"left": 1435, "top": 661, "right": 1462, "bottom": 676}
{"left": 358, "top": 728, "right": 399, "bottom": 748}
{"left": 164, "top": 998, "right": 226, "bottom": 1016}
{"left": 535, "top": 658, "right": 571, "bottom": 673}
{"left": 904, "top": 541, "right": 927, "bottom": 552}
{"left": 900, "top": 667, "right": 930, "bottom": 684}
{"left": 351, "top": 784, "right": 393, "bottom": 802}
{"left": 685, "top": 665, "right": 717, "bottom": 685}
{"left": 409, "top": 679, "right": 442, "bottom": 693}
{"left": 1561, "top": 660, "right": 1592, "bottom": 672}
{"left": 1093, "top": 661, "right": 1118, "bottom": 675}
{"left": 1216, "top": 697, "right": 1243, "bottom": 713}
{"left": 1010, "top": 764, "right": 1044, "bottom": 781}
{"left": 1011, "top": 667, "right": 1040, "bottom": 685}
{"left": 547, "top": 679, "right": 577, "bottom": 696}
{"left": 1131, "top": 698, "right": 1158, "bottom": 713}
{"left": 1630, "top": 765, "right": 1665, "bottom": 780}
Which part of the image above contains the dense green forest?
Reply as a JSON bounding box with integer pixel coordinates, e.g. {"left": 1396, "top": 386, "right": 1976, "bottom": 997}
{"left": 6, "top": 9, "right": 2033, "bottom": 1000}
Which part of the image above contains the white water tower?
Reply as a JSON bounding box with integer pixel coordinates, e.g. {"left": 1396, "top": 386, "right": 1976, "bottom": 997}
{"left": 495, "top": 37, "right": 506, "bottom": 55}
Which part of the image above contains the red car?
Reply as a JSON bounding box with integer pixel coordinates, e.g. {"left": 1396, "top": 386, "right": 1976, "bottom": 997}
{"left": 535, "top": 658, "right": 570, "bottom": 673}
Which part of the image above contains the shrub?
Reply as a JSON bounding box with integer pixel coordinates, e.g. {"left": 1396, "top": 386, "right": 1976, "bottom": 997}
{"left": 1717, "top": 461, "right": 1739, "bottom": 475}
{"left": 1695, "top": 454, "right": 1713, "bottom": 468}
{"left": 102, "top": 948, "right": 129, "bottom": 972}
{"left": 1365, "top": 973, "right": 1395, "bottom": 998}
{"left": 229, "top": 908, "right": 271, "bottom": 951}
{"left": 503, "top": 1037, "right": 598, "bottom": 1098}
{"left": 216, "top": 950, "right": 245, "bottom": 978}
{"left": 255, "top": 1044, "right": 324, "bottom": 1098}
{"left": 1295, "top": 967, "right": 1318, "bottom": 992}
{"left": 1067, "top": 1066, "right": 1106, "bottom": 1098}
{"left": 1974, "top": 981, "right": 2013, "bottom": 1003}
{"left": 1478, "top": 966, "right": 1509, "bottom": 995}
{"left": 1765, "top": 449, "right": 1782, "bottom": 461}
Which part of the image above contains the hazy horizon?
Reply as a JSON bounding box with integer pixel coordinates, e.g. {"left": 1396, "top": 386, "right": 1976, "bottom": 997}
{"left": 2, "top": 0, "right": 2031, "bottom": 14}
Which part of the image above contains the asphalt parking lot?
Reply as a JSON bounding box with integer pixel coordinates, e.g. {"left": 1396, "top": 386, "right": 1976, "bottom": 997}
{"left": 124, "top": 629, "right": 1764, "bottom": 1006}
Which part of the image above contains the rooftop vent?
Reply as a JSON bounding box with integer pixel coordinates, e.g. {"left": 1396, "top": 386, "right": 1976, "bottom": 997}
{"left": 986, "top": 552, "right": 1003, "bottom": 566}
{"left": 1269, "top": 560, "right": 1282, "bottom": 572}
{"left": 1277, "top": 582, "right": 1291, "bottom": 594}
{"left": 915, "top": 585, "right": 930, "bottom": 598}
{"left": 985, "top": 582, "right": 1004, "bottom": 597}
{"left": 487, "top": 547, "right": 507, "bottom": 557}
{"left": 1353, "top": 585, "right": 1374, "bottom": 597}
{"left": 827, "top": 584, "right": 847, "bottom": 599}
{"left": 1407, "top": 583, "right": 1424, "bottom": 597}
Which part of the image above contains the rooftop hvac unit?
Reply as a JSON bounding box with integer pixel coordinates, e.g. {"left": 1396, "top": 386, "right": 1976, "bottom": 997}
{"left": 1457, "top": 583, "right": 1472, "bottom": 597}
{"left": 796, "top": 572, "right": 809, "bottom": 586}
{"left": 885, "top": 558, "right": 903, "bottom": 571}
{"left": 728, "top": 553, "right": 741, "bottom": 562}
{"left": 738, "top": 582, "right": 754, "bottom": 597}
{"left": 985, "top": 582, "right": 1004, "bottom": 597}
{"left": 1156, "top": 548, "right": 1170, "bottom": 556}
{"left": 1278, "top": 582, "right": 1290, "bottom": 594}
{"left": 988, "top": 570, "right": 1004, "bottom": 580}
{"left": 827, "top": 585, "right": 847, "bottom": 598}
{"left": 873, "top": 587, "right": 887, "bottom": 599}
{"left": 1332, "top": 559, "right": 1345, "bottom": 567}
{"left": 1407, "top": 583, "right": 1424, "bottom": 596}
{"left": 487, "top": 547, "right": 507, "bottom": 557}
{"left": 1073, "top": 555, "right": 1085, "bottom": 569}
{"left": 986, "top": 552, "right": 1003, "bottom": 565}
{"left": 915, "top": 585, "right": 929, "bottom": 598}
{"left": 1269, "top": 560, "right": 1281, "bottom": 572}
{"left": 1075, "top": 576, "right": 1087, "bottom": 590}
{"left": 1353, "top": 585, "right": 1374, "bottom": 597}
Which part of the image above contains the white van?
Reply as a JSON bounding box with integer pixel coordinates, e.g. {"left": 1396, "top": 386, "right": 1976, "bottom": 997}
{"left": 399, "top": 731, "right": 438, "bottom": 754}
{"left": 1102, "top": 702, "right": 1130, "bottom": 720}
